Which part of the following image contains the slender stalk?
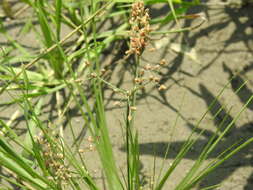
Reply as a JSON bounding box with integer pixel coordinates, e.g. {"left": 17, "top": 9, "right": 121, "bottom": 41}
{"left": 126, "top": 96, "right": 131, "bottom": 190}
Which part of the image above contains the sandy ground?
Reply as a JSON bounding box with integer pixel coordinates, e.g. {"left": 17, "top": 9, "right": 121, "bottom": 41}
{"left": 0, "top": 1, "right": 253, "bottom": 190}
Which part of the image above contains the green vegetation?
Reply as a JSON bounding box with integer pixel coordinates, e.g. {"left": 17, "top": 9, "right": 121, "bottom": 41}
{"left": 0, "top": 0, "right": 252, "bottom": 190}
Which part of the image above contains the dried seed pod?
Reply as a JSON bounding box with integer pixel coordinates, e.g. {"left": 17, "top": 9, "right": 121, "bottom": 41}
{"left": 134, "top": 77, "right": 143, "bottom": 84}
{"left": 144, "top": 64, "right": 152, "bottom": 70}
{"left": 128, "top": 114, "right": 132, "bottom": 121}
{"left": 152, "top": 65, "right": 160, "bottom": 70}
{"left": 88, "top": 144, "right": 94, "bottom": 151}
{"left": 154, "top": 77, "right": 160, "bottom": 83}
{"left": 159, "top": 59, "right": 167, "bottom": 65}
{"left": 78, "top": 149, "right": 85, "bottom": 153}
{"left": 149, "top": 75, "right": 155, "bottom": 81}
{"left": 130, "top": 106, "right": 137, "bottom": 111}
{"left": 158, "top": 85, "right": 166, "bottom": 91}
{"left": 87, "top": 136, "right": 93, "bottom": 142}
{"left": 101, "top": 68, "right": 106, "bottom": 75}
{"left": 90, "top": 73, "right": 97, "bottom": 78}
{"left": 139, "top": 69, "right": 145, "bottom": 76}
{"left": 84, "top": 61, "right": 91, "bottom": 67}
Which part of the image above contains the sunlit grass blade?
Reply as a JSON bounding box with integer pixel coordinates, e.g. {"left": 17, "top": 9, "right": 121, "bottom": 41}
{"left": 176, "top": 95, "right": 253, "bottom": 189}
{"left": 0, "top": 137, "right": 55, "bottom": 189}
{"left": 184, "top": 137, "right": 253, "bottom": 190}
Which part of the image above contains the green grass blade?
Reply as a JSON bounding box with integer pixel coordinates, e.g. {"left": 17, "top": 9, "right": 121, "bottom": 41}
{"left": 179, "top": 95, "right": 253, "bottom": 189}
{"left": 55, "top": 0, "right": 62, "bottom": 41}
{"left": 155, "top": 139, "right": 195, "bottom": 190}
{"left": 0, "top": 137, "right": 55, "bottom": 189}
{"left": 35, "top": 0, "right": 63, "bottom": 78}
{"left": 185, "top": 137, "right": 253, "bottom": 189}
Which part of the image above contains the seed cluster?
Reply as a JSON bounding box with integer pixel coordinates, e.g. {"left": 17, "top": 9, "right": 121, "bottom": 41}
{"left": 78, "top": 135, "right": 97, "bottom": 153}
{"left": 132, "top": 59, "right": 169, "bottom": 91}
{"left": 36, "top": 131, "right": 71, "bottom": 182}
{"left": 125, "top": 1, "right": 151, "bottom": 56}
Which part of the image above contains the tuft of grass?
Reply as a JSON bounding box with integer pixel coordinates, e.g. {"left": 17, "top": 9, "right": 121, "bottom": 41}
{"left": 0, "top": 0, "right": 252, "bottom": 190}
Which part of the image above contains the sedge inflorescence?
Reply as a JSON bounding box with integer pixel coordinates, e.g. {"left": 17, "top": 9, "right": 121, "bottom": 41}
{"left": 36, "top": 130, "right": 71, "bottom": 183}
{"left": 124, "top": 1, "right": 168, "bottom": 92}
{"left": 125, "top": 1, "right": 151, "bottom": 57}
{"left": 131, "top": 58, "right": 169, "bottom": 91}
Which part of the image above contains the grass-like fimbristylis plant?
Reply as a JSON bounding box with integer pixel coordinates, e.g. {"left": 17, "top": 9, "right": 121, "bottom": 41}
{"left": 0, "top": 0, "right": 253, "bottom": 190}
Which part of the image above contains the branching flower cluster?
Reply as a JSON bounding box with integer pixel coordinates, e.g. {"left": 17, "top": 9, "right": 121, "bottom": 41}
{"left": 36, "top": 131, "right": 71, "bottom": 183}
{"left": 125, "top": 1, "right": 151, "bottom": 57}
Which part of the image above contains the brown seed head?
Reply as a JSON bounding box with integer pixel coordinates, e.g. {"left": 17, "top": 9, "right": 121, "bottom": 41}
{"left": 144, "top": 64, "right": 152, "bottom": 70}
{"left": 134, "top": 77, "right": 143, "bottom": 84}
{"left": 154, "top": 77, "right": 160, "bottom": 83}
{"left": 159, "top": 59, "right": 167, "bottom": 65}
{"left": 126, "top": 1, "right": 151, "bottom": 57}
{"left": 158, "top": 85, "right": 166, "bottom": 91}
{"left": 90, "top": 73, "right": 97, "bottom": 78}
